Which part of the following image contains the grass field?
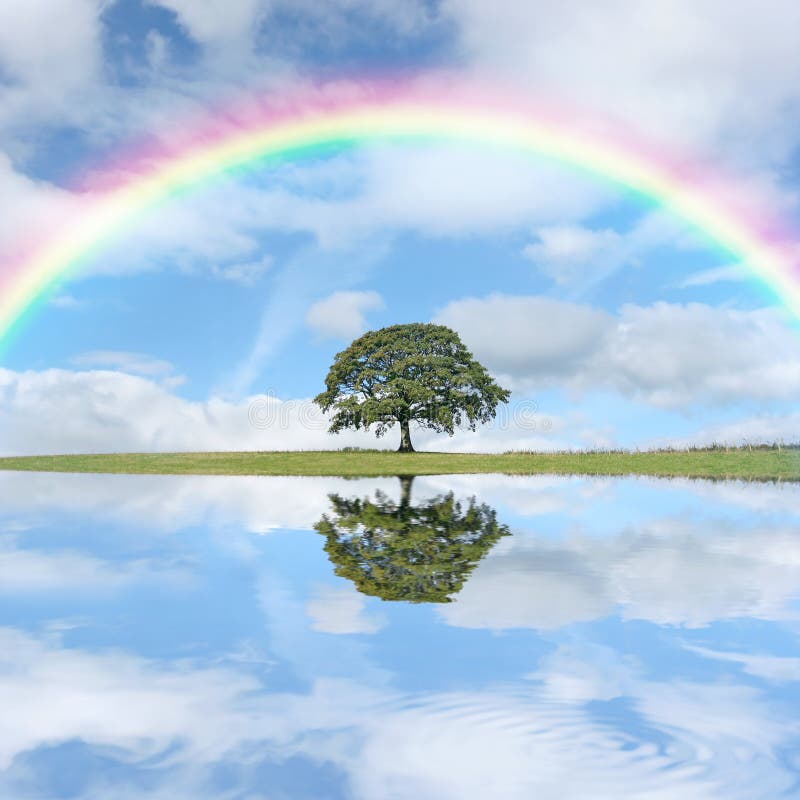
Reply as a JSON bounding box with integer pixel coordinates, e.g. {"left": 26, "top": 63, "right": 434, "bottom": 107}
{"left": 0, "top": 446, "right": 797, "bottom": 481}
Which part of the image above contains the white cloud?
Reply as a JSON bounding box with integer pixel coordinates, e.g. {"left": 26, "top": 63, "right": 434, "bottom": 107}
{"left": 0, "top": 627, "right": 268, "bottom": 771}
{"left": 525, "top": 643, "right": 636, "bottom": 704}
{"left": 435, "top": 294, "right": 612, "bottom": 380}
{"left": 306, "top": 585, "right": 386, "bottom": 634}
{"left": 0, "top": 156, "right": 255, "bottom": 287}
{"left": 595, "top": 302, "right": 800, "bottom": 407}
{"left": 674, "top": 264, "right": 748, "bottom": 289}
{"left": 522, "top": 214, "right": 692, "bottom": 286}
{"left": 93, "top": 144, "right": 612, "bottom": 278}
{"left": 210, "top": 255, "right": 272, "bottom": 286}
{"left": 0, "top": 536, "right": 180, "bottom": 593}
{"left": 0, "top": 367, "right": 374, "bottom": 456}
{"left": 0, "top": 0, "right": 102, "bottom": 118}
{"left": 0, "top": 357, "right": 796, "bottom": 459}
{"left": 434, "top": 294, "right": 800, "bottom": 407}
{"left": 440, "top": 518, "right": 800, "bottom": 631}
{"left": 667, "top": 476, "right": 800, "bottom": 516}
{"left": 523, "top": 224, "right": 623, "bottom": 285}
{"left": 0, "top": 473, "right": 615, "bottom": 540}
{"left": 146, "top": 0, "right": 266, "bottom": 46}
{"left": 271, "top": 0, "right": 438, "bottom": 42}
{"left": 1, "top": 0, "right": 798, "bottom": 300}
{"left": 306, "top": 290, "right": 384, "bottom": 340}
{"left": 0, "top": 154, "right": 83, "bottom": 262}
{"left": 685, "top": 645, "right": 800, "bottom": 683}
{"left": 0, "top": 140, "right": 608, "bottom": 294}
{"left": 665, "top": 413, "right": 800, "bottom": 448}
{"left": 48, "top": 294, "right": 84, "bottom": 309}
{"left": 445, "top": 0, "right": 800, "bottom": 167}
{"left": 83, "top": 177, "right": 272, "bottom": 278}
{"left": 0, "top": 366, "right": 578, "bottom": 456}
{"left": 144, "top": 29, "right": 170, "bottom": 71}
{"left": 320, "top": 654, "right": 798, "bottom": 800}
{"left": 0, "top": 472, "right": 397, "bottom": 534}
{"left": 347, "top": 144, "right": 613, "bottom": 240}
{"left": 0, "top": 123, "right": 706, "bottom": 307}
{"left": 70, "top": 351, "right": 176, "bottom": 378}
{"left": 0, "top": 627, "right": 795, "bottom": 799}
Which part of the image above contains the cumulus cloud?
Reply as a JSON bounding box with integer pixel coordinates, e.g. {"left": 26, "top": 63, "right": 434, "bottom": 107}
{"left": 0, "top": 0, "right": 103, "bottom": 122}
{"left": 0, "top": 154, "right": 83, "bottom": 261}
{"left": 522, "top": 213, "right": 694, "bottom": 286}
{"left": 0, "top": 157, "right": 275, "bottom": 290}
{"left": 0, "top": 627, "right": 795, "bottom": 798}
{"left": 0, "top": 140, "right": 615, "bottom": 294}
{"left": 147, "top": 0, "right": 266, "bottom": 46}
{"left": 0, "top": 627, "right": 270, "bottom": 771}
{"left": 306, "top": 585, "right": 386, "bottom": 634}
{"left": 523, "top": 224, "right": 624, "bottom": 285}
{"left": 0, "top": 367, "right": 571, "bottom": 456}
{"left": 144, "top": 144, "right": 609, "bottom": 258}
{"left": 436, "top": 294, "right": 612, "bottom": 380}
{"left": 345, "top": 144, "right": 612, "bottom": 240}
{"left": 0, "top": 473, "right": 618, "bottom": 541}
{"left": 1, "top": 0, "right": 799, "bottom": 297}
{"left": 0, "top": 472, "right": 394, "bottom": 534}
{"left": 344, "top": 680, "right": 795, "bottom": 799}
{"left": 0, "top": 367, "right": 364, "bottom": 456}
{"left": 147, "top": 0, "right": 435, "bottom": 53}
{"left": 0, "top": 467, "right": 797, "bottom": 796}
{"left": 2, "top": 356, "right": 797, "bottom": 459}
{"left": 440, "top": 518, "right": 800, "bottom": 631}
{"left": 445, "top": 0, "right": 800, "bottom": 167}
{"left": 434, "top": 294, "right": 800, "bottom": 407}
{"left": 1, "top": 470, "right": 796, "bottom": 565}
{"left": 272, "top": 0, "right": 438, "bottom": 43}
{"left": 522, "top": 212, "right": 703, "bottom": 287}
{"left": 0, "top": 535, "right": 181, "bottom": 593}
{"left": 0, "top": 157, "right": 265, "bottom": 289}
{"left": 306, "top": 290, "right": 384, "bottom": 340}
{"left": 90, "top": 143, "right": 614, "bottom": 280}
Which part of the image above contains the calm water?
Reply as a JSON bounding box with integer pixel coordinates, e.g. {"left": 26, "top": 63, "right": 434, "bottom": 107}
{"left": 0, "top": 472, "right": 799, "bottom": 798}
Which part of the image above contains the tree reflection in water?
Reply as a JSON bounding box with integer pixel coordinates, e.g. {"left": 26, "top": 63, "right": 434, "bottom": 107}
{"left": 314, "top": 476, "right": 510, "bottom": 603}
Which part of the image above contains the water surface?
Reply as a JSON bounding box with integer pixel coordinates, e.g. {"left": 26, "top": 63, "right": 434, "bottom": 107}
{"left": 0, "top": 472, "right": 798, "bottom": 798}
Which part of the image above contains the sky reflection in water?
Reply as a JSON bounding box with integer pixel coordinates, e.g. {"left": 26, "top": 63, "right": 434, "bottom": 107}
{"left": 0, "top": 472, "right": 798, "bottom": 799}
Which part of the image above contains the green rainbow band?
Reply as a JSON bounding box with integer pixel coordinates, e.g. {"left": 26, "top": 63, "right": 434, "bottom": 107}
{"left": 2, "top": 101, "right": 798, "bottom": 348}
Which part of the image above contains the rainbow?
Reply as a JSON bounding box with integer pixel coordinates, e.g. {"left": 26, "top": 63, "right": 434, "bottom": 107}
{"left": 1, "top": 84, "right": 799, "bottom": 346}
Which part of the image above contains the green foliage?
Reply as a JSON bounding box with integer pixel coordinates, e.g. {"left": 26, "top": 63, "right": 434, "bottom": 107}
{"left": 313, "top": 477, "right": 510, "bottom": 602}
{"left": 313, "top": 323, "right": 511, "bottom": 448}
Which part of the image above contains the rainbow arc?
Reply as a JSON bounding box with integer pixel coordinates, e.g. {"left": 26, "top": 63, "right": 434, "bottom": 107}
{"left": 1, "top": 90, "right": 798, "bottom": 346}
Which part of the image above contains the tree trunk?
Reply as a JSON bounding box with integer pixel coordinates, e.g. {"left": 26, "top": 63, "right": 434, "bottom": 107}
{"left": 398, "top": 475, "right": 414, "bottom": 511}
{"left": 398, "top": 419, "right": 414, "bottom": 452}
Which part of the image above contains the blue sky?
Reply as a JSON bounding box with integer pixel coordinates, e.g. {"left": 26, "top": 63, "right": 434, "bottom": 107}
{"left": 1, "top": 0, "right": 800, "bottom": 453}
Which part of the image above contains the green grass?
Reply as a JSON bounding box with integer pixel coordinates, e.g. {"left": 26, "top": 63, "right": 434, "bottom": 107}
{"left": 0, "top": 445, "right": 797, "bottom": 481}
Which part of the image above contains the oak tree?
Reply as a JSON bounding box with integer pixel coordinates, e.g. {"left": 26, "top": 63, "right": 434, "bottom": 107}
{"left": 314, "top": 323, "right": 510, "bottom": 452}
{"left": 313, "top": 477, "right": 510, "bottom": 602}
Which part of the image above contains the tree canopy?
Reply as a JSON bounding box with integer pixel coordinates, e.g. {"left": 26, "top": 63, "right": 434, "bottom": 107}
{"left": 313, "top": 323, "right": 510, "bottom": 451}
{"left": 313, "top": 476, "right": 510, "bottom": 603}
